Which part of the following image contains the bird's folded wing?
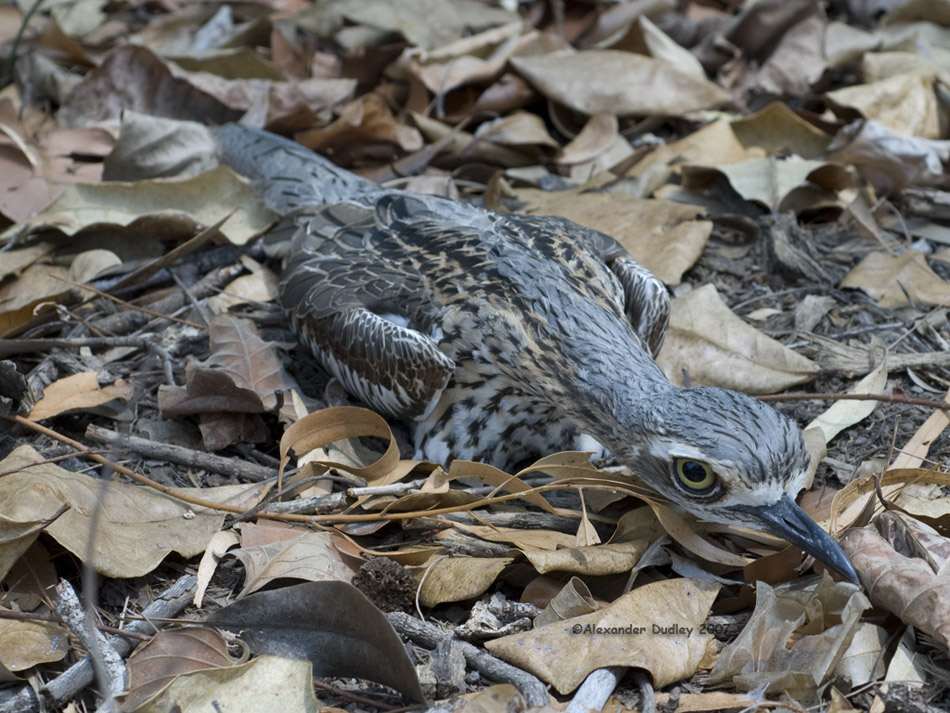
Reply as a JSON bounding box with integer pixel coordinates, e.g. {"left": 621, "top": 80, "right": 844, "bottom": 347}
{"left": 513, "top": 215, "right": 671, "bottom": 357}
{"left": 280, "top": 203, "right": 455, "bottom": 421}
{"left": 290, "top": 307, "right": 454, "bottom": 421}
{"left": 609, "top": 255, "right": 670, "bottom": 357}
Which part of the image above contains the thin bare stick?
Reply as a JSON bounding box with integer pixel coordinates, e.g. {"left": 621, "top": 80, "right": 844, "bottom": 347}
{"left": 757, "top": 392, "right": 950, "bottom": 411}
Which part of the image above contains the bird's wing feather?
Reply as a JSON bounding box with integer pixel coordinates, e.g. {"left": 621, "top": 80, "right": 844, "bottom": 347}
{"left": 280, "top": 201, "right": 455, "bottom": 420}
{"left": 499, "top": 214, "right": 670, "bottom": 356}
{"left": 608, "top": 255, "right": 670, "bottom": 357}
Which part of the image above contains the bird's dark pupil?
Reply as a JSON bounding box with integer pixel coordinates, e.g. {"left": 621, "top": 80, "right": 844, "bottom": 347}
{"left": 681, "top": 461, "right": 706, "bottom": 482}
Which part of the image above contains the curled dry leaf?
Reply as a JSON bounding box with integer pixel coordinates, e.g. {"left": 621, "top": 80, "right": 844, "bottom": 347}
{"left": 558, "top": 114, "right": 618, "bottom": 166}
{"left": 399, "top": 22, "right": 550, "bottom": 95}
{"left": 709, "top": 575, "right": 869, "bottom": 702}
{"left": 278, "top": 406, "right": 402, "bottom": 485}
{"left": 683, "top": 156, "right": 855, "bottom": 215}
{"left": 839, "top": 527, "right": 950, "bottom": 650}
{"left": 874, "top": 511, "right": 950, "bottom": 572}
{"left": 484, "top": 578, "right": 719, "bottom": 694}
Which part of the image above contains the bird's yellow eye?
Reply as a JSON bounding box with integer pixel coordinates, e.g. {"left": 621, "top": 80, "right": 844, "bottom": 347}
{"left": 675, "top": 459, "right": 716, "bottom": 491}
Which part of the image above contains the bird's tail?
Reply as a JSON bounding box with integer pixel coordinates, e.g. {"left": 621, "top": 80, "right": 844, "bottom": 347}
{"left": 215, "top": 124, "right": 381, "bottom": 215}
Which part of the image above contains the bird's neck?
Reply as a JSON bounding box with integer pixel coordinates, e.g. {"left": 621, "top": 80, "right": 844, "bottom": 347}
{"left": 557, "top": 327, "right": 674, "bottom": 443}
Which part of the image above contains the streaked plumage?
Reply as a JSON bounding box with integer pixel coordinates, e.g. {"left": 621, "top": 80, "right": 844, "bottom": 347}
{"left": 216, "top": 124, "right": 857, "bottom": 583}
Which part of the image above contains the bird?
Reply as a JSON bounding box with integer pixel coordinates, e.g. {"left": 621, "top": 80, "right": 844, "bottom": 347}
{"left": 215, "top": 124, "right": 858, "bottom": 583}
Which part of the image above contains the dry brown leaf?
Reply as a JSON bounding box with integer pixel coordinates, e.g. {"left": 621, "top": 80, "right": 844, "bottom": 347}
{"left": 628, "top": 117, "right": 750, "bottom": 179}
{"left": 830, "top": 467, "right": 950, "bottom": 538}
{"left": 709, "top": 575, "right": 869, "bottom": 702}
{"left": 485, "top": 578, "right": 719, "bottom": 693}
{"left": 629, "top": 15, "right": 706, "bottom": 79}
{"left": 510, "top": 50, "right": 732, "bottom": 117}
{"left": 828, "top": 119, "right": 950, "bottom": 193}
{"left": 120, "top": 628, "right": 237, "bottom": 712}
{"left": 684, "top": 156, "right": 854, "bottom": 214}
{"left": 0, "top": 612, "right": 68, "bottom": 673}
{"left": 58, "top": 45, "right": 241, "bottom": 128}
{"left": 894, "top": 483, "right": 950, "bottom": 522}
{"left": 441, "top": 522, "right": 576, "bottom": 551}
{"left": 1, "top": 165, "right": 277, "bottom": 246}
{"left": 128, "top": 655, "right": 320, "bottom": 713}
{"left": 297, "top": 94, "right": 420, "bottom": 164}
{"left": 890, "top": 390, "right": 950, "bottom": 469}
{"left": 874, "top": 511, "right": 950, "bottom": 573}
{"left": 840, "top": 250, "right": 950, "bottom": 308}
{"left": 730, "top": 102, "right": 832, "bottom": 160}
{"left": 0, "top": 445, "right": 265, "bottom": 578}
{"left": 520, "top": 541, "right": 649, "bottom": 576}
{"left": 447, "top": 459, "right": 563, "bottom": 514}
{"left": 558, "top": 114, "right": 618, "bottom": 166}
{"left": 413, "top": 556, "right": 514, "bottom": 607}
{"left": 207, "top": 267, "right": 280, "bottom": 314}
{"left": 826, "top": 71, "right": 941, "bottom": 139}
{"left": 158, "top": 366, "right": 266, "bottom": 419}
{"left": 741, "top": 14, "right": 827, "bottom": 99}
{"left": 278, "top": 406, "right": 402, "bottom": 484}
{"left": 692, "top": 0, "right": 816, "bottom": 76}
{"left": 473, "top": 112, "right": 559, "bottom": 150}
{"left": 230, "top": 531, "right": 354, "bottom": 596}
{"left": 806, "top": 355, "right": 888, "bottom": 443}
{"left": 0, "top": 262, "right": 73, "bottom": 338}
{"left": 835, "top": 622, "right": 888, "bottom": 688}
{"left": 657, "top": 284, "right": 819, "bottom": 392}
{"left": 28, "top": 371, "right": 132, "bottom": 421}
{"left": 459, "top": 684, "right": 525, "bottom": 713}
{"left": 0, "top": 123, "right": 113, "bottom": 222}
{"left": 533, "top": 578, "right": 598, "bottom": 627}
{"left": 205, "top": 314, "right": 297, "bottom": 419}
{"left": 194, "top": 530, "right": 240, "bottom": 609}
{"left": 293, "top": 0, "right": 517, "bottom": 51}
{"left": 398, "top": 23, "right": 555, "bottom": 95}
{"left": 839, "top": 527, "right": 950, "bottom": 649}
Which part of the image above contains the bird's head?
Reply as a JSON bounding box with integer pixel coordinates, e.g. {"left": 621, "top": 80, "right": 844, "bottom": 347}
{"left": 616, "top": 387, "right": 858, "bottom": 582}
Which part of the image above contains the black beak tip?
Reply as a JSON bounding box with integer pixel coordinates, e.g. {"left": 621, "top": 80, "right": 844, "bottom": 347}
{"left": 735, "top": 495, "right": 860, "bottom": 585}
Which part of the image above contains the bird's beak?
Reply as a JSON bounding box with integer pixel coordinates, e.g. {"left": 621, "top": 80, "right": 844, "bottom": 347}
{"left": 733, "top": 495, "right": 859, "bottom": 583}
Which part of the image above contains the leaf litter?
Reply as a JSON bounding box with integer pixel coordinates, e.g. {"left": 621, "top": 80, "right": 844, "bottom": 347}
{"left": 1, "top": 0, "right": 950, "bottom": 712}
